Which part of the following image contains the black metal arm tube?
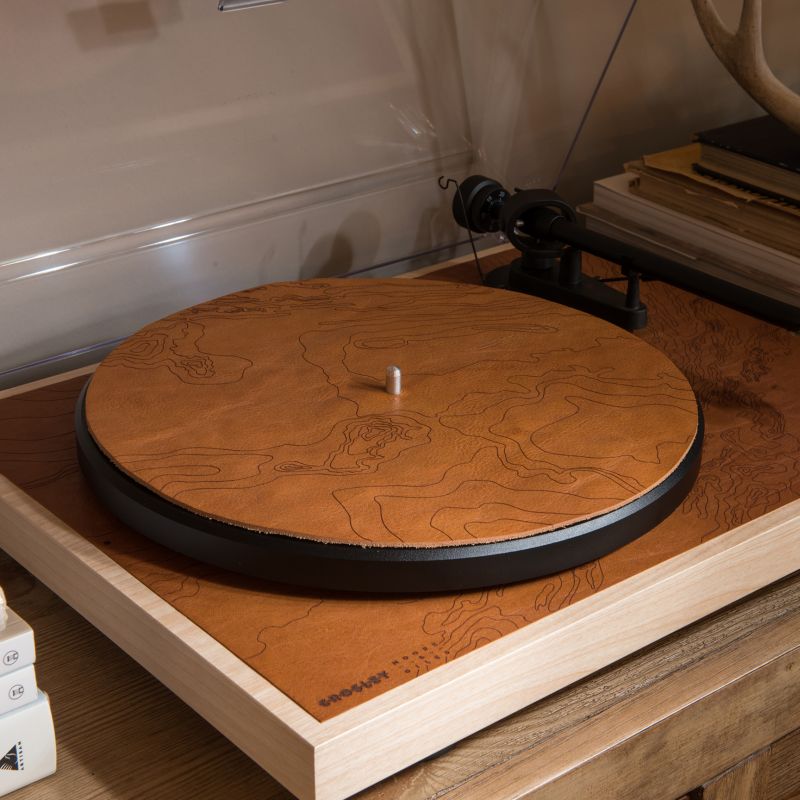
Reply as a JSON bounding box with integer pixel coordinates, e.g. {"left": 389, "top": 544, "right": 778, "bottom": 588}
{"left": 535, "top": 210, "right": 800, "bottom": 330}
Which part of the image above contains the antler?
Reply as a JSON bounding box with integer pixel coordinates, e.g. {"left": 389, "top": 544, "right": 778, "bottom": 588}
{"left": 691, "top": 0, "right": 800, "bottom": 135}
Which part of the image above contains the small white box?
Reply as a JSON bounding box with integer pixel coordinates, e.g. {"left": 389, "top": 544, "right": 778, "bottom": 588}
{"left": 0, "top": 666, "right": 37, "bottom": 717}
{"left": 0, "top": 690, "right": 56, "bottom": 796}
{"left": 0, "top": 611, "right": 35, "bottom": 678}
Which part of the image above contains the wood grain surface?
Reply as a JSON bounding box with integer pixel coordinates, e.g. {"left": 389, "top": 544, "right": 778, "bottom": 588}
{"left": 699, "top": 728, "right": 800, "bottom": 799}
{"left": 385, "top": 581, "right": 800, "bottom": 800}
{"left": 4, "top": 544, "right": 799, "bottom": 800}
{"left": 702, "top": 750, "right": 772, "bottom": 800}
{"left": 356, "top": 571, "right": 800, "bottom": 800}
{"left": 0, "top": 257, "right": 799, "bottom": 728}
{"left": 0, "top": 548, "right": 291, "bottom": 800}
{"left": 84, "top": 279, "right": 698, "bottom": 546}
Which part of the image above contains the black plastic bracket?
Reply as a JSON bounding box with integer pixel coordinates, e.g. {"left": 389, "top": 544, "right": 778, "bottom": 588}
{"left": 487, "top": 190, "right": 649, "bottom": 330}
{"left": 485, "top": 258, "right": 648, "bottom": 330}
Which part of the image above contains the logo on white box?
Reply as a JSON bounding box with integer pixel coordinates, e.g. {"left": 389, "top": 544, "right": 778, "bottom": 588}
{"left": 1, "top": 652, "right": 19, "bottom": 668}
{"left": 0, "top": 742, "right": 22, "bottom": 771}
{"left": 7, "top": 685, "right": 24, "bottom": 702}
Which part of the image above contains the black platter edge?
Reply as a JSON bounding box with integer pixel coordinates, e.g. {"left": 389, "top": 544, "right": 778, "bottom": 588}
{"left": 75, "top": 380, "right": 704, "bottom": 594}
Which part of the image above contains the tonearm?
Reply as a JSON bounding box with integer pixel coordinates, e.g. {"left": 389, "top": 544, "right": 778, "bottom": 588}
{"left": 448, "top": 175, "right": 799, "bottom": 331}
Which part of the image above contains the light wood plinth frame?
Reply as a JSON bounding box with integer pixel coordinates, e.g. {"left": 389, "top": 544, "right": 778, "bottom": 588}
{"left": 2, "top": 362, "right": 800, "bottom": 800}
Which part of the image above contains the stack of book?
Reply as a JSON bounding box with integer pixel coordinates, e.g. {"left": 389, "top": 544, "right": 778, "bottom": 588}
{"left": 579, "top": 115, "right": 800, "bottom": 306}
{"left": 0, "top": 586, "right": 56, "bottom": 796}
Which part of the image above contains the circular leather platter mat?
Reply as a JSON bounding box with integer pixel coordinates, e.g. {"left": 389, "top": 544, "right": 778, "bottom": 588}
{"left": 83, "top": 278, "right": 700, "bottom": 567}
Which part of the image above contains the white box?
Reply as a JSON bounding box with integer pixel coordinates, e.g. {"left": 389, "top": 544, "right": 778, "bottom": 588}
{"left": 0, "top": 666, "right": 37, "bottom": 717}
{"left": 0, "top": 691, "right": 56, "bottom": 796}
{"left": 0, "top": 611, "right": 35, "bottom": 678}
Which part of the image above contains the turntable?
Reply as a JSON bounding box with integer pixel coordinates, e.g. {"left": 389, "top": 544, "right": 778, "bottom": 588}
{"left": 1, "top": 252, "right": 799, "bottom": 800}
{"left": 75, "top": 278, "right": 701, "bottom": 593}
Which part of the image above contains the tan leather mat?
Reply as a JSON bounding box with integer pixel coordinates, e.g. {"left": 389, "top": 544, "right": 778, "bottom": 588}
{"left": 1, "top": 255, "right": 798, "bottom": 721}
{"left": 84, "top": 279, "right": 698, "bottom": 546}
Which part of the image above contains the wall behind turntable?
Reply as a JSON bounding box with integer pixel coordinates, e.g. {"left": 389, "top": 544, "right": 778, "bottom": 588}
{"left": 1, "top": 0, "right": 798, "bottom": 387}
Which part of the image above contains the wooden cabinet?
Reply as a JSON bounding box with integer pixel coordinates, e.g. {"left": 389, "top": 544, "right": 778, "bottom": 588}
{"left": 694, "top": 730, "right": 800, "bottom": 800}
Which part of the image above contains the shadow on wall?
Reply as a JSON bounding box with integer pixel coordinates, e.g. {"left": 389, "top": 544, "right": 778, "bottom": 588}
{"left": 300, "top": 211, "right": 382, "bottom": 279}
{"left": 67, "top": 0, "right": 182, "bottom": 49}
